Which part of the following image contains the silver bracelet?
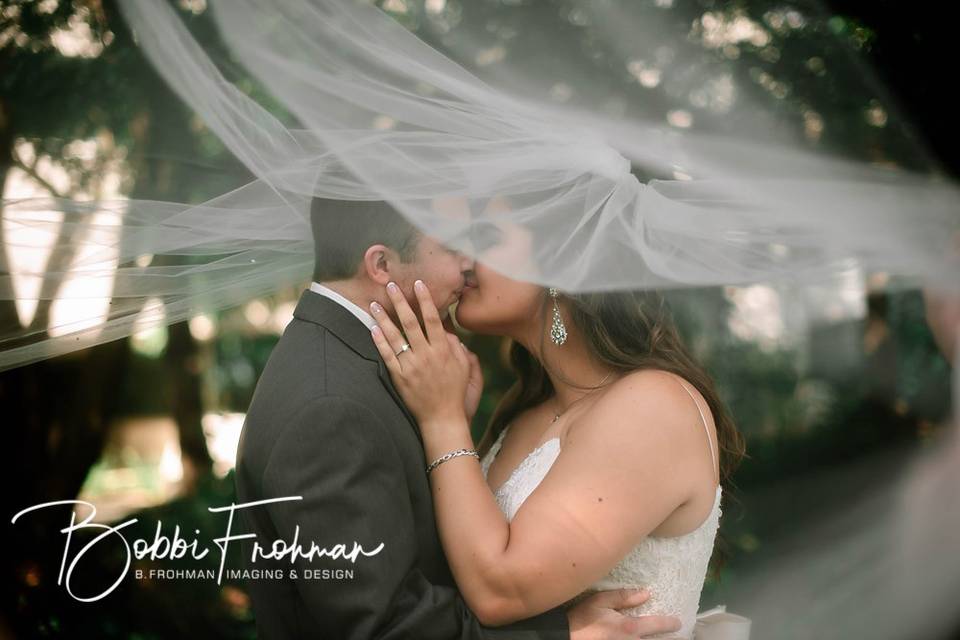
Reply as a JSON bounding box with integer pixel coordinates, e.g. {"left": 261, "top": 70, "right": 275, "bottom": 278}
{"left": 426, "top": 448, "right": 479, "bottom": 475}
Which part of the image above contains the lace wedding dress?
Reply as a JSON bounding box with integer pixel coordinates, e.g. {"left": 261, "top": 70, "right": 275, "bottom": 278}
{"left": 479, "top": 379, "right": 722, "bottom": 639}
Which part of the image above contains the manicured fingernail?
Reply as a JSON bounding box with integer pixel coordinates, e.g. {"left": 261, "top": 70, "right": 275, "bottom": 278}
{"left": 414, "top": 279, "right": 425, "bottom": 291}
{"left": 387, "top": 282, "right": 399, "bottom": 293}
{"left": 370, "top": 301, "right": 383, "bottom": 313}
{"left": 371, "top": 325, "right": 381, "bottom": 336}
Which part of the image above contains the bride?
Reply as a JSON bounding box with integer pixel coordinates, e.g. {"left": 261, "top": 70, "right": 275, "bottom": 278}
{"left": 367, "top": 207, "right": 745, "bottom": 639}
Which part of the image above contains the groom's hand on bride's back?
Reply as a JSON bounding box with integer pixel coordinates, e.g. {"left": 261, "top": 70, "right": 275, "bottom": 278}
{"left": 568, "top": 588, "right": 681, "bottom": 640}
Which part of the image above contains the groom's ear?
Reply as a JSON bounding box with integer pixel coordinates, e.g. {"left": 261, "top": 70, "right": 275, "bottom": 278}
{"left": 361, "top": 243, "right": 394, "bottom": 285}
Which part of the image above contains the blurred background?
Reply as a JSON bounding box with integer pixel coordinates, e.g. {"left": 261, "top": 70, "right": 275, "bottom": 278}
{"left": 1, "top": 0, "right": 957, "bottom": 638}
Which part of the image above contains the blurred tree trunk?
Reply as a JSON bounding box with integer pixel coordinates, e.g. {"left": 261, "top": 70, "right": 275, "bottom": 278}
{"left": 0, "top": 95, "right": 16, "bottom": 335}
{"left": 0, "top": 2, "right": 204, "bottom": 628}
{"left": 1, "top": 90, "right": 130, "bottom": 623}
{"left": 0, "top": 74, "right": 127, "bottom": 520}
{"left": 166, "top": 321, "right": 213, "bottom": 480}
{"left": 126, "top": 37, "right": 215, "bottom": 484}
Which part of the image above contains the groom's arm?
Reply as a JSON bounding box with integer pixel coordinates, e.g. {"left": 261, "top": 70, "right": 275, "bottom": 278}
{"left": 261, "top": 395, "right": 570, "bottom": 640}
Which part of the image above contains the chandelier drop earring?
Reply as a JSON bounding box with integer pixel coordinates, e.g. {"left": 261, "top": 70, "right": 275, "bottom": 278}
{"left": 548, "top": 287, "right": 567, "bottom": 346}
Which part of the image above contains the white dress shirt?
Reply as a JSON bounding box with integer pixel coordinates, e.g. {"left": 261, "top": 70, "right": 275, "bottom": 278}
{"left": 309, "top": 281, "right": 377, "bottom": 330}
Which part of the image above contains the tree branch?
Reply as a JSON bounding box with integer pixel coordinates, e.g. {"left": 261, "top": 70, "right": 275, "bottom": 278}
{"left": 10, "top": 156, "right": 66, "bottom": 200}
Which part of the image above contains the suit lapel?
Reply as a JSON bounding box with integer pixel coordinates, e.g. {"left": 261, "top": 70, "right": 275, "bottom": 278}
{"left": 373, "top": 361, "right": 424, "bottom": 447}
{"left": 292, "top": 288, "right": 423, "bottom": 447}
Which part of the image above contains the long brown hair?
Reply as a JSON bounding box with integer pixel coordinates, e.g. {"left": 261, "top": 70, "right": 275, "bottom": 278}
{"left": 477, "top": 288, "right": 745, "bottom": 485}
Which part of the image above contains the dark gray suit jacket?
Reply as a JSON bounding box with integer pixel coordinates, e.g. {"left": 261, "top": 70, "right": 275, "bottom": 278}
{"left": 234, "top": 288, "right": 570, "bottom": 639}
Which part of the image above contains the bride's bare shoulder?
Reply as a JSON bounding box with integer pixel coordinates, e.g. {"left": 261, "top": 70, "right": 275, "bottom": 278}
{"left": 570, "top": 368, "right": 709, "bottom": 446}
{"left": 605, "top": 368, "right": 698, "bottom": 408}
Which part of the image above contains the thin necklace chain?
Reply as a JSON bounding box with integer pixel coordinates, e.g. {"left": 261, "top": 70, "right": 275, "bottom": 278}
{"left": 551, "top": 372, "right": 614, "bottom": 423}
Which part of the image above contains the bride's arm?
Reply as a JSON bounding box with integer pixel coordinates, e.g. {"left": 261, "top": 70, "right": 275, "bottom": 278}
{"left": 420, "top": 373, "right": 704, "bottom": 626}
{"left": 369, "top": 282, "right": 708, "bottom": 626}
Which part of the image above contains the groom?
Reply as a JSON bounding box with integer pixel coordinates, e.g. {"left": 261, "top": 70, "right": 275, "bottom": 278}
{"left": 234, "top": 197, "right": 677, "bottom": 639}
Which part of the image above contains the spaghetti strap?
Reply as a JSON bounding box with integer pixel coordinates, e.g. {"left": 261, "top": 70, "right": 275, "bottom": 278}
{"left": 673, "top": 377, "right": 718, "bottom": 480}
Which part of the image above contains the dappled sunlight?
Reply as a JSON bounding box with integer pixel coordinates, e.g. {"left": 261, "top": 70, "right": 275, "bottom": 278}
{"left": 696, "top": 11, "right": 772, "bottom": 49}
{"left": 77, "top": 411, "right": 246, "bottom": 523}
{"left": 47, "top": 206, "right": 121, "bottom": 339}
{"left": 77, "top": 416, "right": 187, "bottom": 524}
{"left": 1, "top": 203, "right": 61, "bottom": 329}
{"left": 188, "top": 313, "right": 217, "bottom": 342}
{"left": 235, "top": 298, "right": 295, "bottom": 335}
{"left": 3, "top": 136, "right": 128, "bottom": 338}
{"left": 130, "top": 297, "right": 168, "bottom": 357}
{"left": 49, "top": 5, "right": 111, "bottom": 58}
{"left": 725, "top": 284, "right": 785, "bottom": 350}
{"left": 202, "top": 412, "right": 245, "bottom": 479}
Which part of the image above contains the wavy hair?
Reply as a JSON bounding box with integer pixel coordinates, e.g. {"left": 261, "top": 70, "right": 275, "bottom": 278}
{"left": 477, "top": 288, "right": 745, "bottom": 485}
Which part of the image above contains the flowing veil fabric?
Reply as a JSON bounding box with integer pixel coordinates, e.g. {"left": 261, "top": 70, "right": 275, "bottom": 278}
{"left": 1, "top": 0, "right": 958, "bottom": 371}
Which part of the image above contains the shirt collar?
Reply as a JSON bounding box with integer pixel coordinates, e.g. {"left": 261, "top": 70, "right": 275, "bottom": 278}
{"left": 309, "top": 281, "right": 377, "bottom": 331}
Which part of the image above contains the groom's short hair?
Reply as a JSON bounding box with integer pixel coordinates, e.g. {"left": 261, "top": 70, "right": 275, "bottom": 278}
{"left": 310, "top": 197, "right": 422, "bottom": 281}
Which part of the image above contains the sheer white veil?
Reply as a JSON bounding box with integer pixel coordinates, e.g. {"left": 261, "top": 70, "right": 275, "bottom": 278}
{"left": 1, "top": 0, "right": 957, "bottom": 371}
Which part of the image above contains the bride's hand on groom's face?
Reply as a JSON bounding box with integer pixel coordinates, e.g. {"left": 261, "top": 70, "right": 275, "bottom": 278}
{"left": 370, "top": 279, "right": 480, "bottom": 431}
